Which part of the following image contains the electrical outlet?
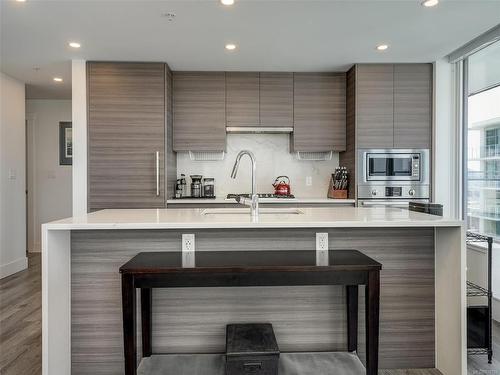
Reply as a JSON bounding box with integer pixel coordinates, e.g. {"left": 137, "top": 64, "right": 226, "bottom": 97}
{"left": 316, "top": 233, "right": 328, "bottom": 251}
{"left": 182, "top": 234, "right": 195, "bottom": 252}
{"left": 316, "top": 233, "right": 329, "bottom": 266}
{"left": 182, "top": 234, "right": 195, "bottom": 268}
{"left": 306, "top": 176, "right": 312, "bottom": 186}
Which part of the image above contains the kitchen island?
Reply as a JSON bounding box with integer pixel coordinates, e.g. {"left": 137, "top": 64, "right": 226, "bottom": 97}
{"left": 42, "top": 207, "right": 465, "bottom": 375}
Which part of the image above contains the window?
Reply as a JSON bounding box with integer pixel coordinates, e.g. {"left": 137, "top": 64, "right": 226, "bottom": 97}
{"left": 466, "top": 41, "right": 500, "bottom": 239}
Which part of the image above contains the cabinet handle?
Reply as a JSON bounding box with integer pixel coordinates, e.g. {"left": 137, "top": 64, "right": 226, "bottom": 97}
{"left": 155, "top": 151, "right": 160, "bottom": 197}
{"left": 243, "top": 362, "right": 262, "bottom": 373}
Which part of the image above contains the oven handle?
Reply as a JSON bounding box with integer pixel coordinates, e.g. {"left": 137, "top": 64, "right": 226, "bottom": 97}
{"left": 360, "top": 200, "right": 411, "bottom": 207}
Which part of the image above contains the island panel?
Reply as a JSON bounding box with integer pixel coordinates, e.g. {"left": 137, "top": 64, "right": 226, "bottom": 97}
{"left": 71, "top": 227, "right": 434, "bottom": 374}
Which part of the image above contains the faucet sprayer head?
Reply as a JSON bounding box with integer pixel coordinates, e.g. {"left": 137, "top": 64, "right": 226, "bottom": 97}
{"left": 230, "top": 158, "right": 240, "bottom": 179}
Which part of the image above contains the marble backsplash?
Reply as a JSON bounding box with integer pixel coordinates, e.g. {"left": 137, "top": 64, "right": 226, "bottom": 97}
{"left": 176, "top": 134, "right": 339, "bottom": 198}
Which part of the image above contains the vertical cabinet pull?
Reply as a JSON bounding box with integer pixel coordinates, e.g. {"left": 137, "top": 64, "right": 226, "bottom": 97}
{"left": 155, "top": 151, "right": 160, "bottom": 197}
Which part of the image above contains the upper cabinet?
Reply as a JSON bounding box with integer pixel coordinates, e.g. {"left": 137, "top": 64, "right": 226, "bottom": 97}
{"left": 356, "top": 65, "right": 394, "bottom": 149}
{"left": 226, "top": 72, "right": 260, "bottom": 127}
{"left": 393, "top": 64, "right": 432, "bottom": 149}
{"left": 354, "top": 63, "right": 432, "bottom": 149}
{"left": 171, "top": 71, "right": 350, "bottom": 152}
{"left": 172, "top": 72, "right": 226, "bottom": 151}
{"left": 292, "top": 73, "right": 346, "bottom": 152}
{"left": 259, "top": 73, "right": 293, "bottom": 127}
{"left": 87, "top": 62, "right": 167, "bottom": 210}
{"left": 226, "top": 72, "right": 294, "bottom": 128}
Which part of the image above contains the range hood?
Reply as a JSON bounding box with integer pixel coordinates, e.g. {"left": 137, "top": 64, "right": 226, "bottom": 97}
{"left": 226, "top": 126, "right": 293, "bottom": 134}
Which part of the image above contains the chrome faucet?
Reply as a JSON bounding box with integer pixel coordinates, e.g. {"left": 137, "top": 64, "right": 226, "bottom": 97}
{"left": 231, "top": 150, "right": 259, "bottom": 218}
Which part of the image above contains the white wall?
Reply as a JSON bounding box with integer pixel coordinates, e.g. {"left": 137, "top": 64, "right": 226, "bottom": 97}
{"left": 72, "top": 60, "right": 87, "bottom": 216}
{"left": 0, "top": 73, "right": 27, "bottom": 278}
{"left": 26, "top": 100, "right": 72, "bottom": 252}
{"left": 433, "top": 59, "right": 461, "bottom": 219}
{"left": 177, "top": 134, "right": 339, "bottom": 198}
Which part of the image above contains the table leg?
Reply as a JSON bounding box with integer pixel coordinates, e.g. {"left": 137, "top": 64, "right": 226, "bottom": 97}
{"left": 365, "top": 271, "right": 380, "bottom": 375}
{"left": 346, "top": 285, "right": 358, "bottom": 352}
{"left": 141, "top": 288, "right": 152, "bottom": 357}
{"left": 122, "top": 274, "right": 137, "bottom": 375}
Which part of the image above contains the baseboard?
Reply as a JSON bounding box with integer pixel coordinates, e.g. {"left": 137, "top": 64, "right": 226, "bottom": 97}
{"left": 0, "top": 257, "right": 28, "bottom": 279}
{"left": 28, "top": 241, "right": 41, "bottom": 253}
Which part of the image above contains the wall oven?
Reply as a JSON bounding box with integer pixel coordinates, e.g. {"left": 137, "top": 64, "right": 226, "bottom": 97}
{"left": 357, "top": 149, "right": 430, "bottom": 206}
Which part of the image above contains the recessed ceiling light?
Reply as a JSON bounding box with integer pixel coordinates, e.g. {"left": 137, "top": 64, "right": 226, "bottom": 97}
{"left": 422, "top": 0, "right": 439, "bottom": 7}
{"left": 225, "top": 43, "right": 237, "bottom": 51}
{"left": 221, "top": 0, "right": 235, "bottom": 5}
{"left": 69, "top": 42, "right": 81, "bottom": 48}
{"left": 16, "top": 0, "right": 26, "bottom": 2}
{"left": 376, "top": 44, "right": 389, "bottom": 51}
{"left": 53, "top": 77, "right": 63, "bottom": 82}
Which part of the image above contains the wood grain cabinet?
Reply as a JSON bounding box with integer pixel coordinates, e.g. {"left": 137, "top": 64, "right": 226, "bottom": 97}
{"left": 340, "top": 63, "right": 433, "bottom": 200}
{"left": 172, "top": 72, "right": 226, "bottom": 151}
{"left": 354, "top": 63, "right": 432, "bottom": 149}
{"left": 259, "top": 72, "right": 293, "bottom": 127}
{"left": 292, "top": 73, "right": 346, "bottom": 152}
{"left": 393, "top": 64, "right": 432, "bottom": 149}
{"left": 356, "top": 65, "right": 394, "bottom": 149}
{"left": 226, "top": 72, "right": 293, "bottom": 128}
{"left": 87, "top": 62, "right": 167, "bottom": 210}
{"left": 226, "top": 72, "right": 260, "bottom": 127}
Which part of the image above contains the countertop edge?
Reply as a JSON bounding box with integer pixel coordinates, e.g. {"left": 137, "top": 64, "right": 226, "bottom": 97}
{"left": 43, "top": 221, "right": 464, "bottom": 231}
{"left": 166, "top": 198, "right": 356, "bottom": 204}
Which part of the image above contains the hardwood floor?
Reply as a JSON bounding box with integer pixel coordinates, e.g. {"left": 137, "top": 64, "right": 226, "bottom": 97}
{"left": 0, "top": 253, "right": 497, "bottom": 375}
{"left": 379, "top": 370, "right": 441, "bottom": 375}
{"left": 0, "top": 253, "right": 41, "bottom": 375}
{"left": 468, "top": 320, "right": 500, "bottom": 375}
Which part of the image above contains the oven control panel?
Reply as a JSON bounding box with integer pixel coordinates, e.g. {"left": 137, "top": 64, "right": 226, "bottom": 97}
{"left": 412, "top": 156, "right": 420, "bottom": 178}
{"left": 361, "top": 184, "right": 429, "bottom": 199}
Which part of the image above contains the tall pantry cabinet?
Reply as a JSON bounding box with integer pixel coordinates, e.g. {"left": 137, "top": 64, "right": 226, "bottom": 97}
{"left": 87, "top": 62, "right": 174, "bottom": 210}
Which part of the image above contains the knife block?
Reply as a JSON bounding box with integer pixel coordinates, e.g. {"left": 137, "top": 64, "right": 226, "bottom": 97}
{"left": 328, "top": 189, "right": 348, "bottom": 199}
{"left": 327, "top": 176, "right": 348, "bottom": 199}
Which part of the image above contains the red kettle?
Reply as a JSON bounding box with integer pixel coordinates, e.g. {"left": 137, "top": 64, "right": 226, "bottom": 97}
{"left": 273, "top": 176, "right": 291, "bottom": 196}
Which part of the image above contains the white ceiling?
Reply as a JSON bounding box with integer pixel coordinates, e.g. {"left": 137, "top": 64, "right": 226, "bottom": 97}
{"left": 1, "top": 0, "right": 500, "bottom": 99}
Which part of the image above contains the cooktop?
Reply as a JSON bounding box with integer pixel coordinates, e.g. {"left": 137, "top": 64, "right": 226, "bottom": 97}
{"left": 227, "top": 193, "right": 296, "bottom": 199}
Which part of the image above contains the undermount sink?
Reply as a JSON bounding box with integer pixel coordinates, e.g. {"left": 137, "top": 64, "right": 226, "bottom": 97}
{"left": 201, "top": 208, "right": 304, "bottom": 216}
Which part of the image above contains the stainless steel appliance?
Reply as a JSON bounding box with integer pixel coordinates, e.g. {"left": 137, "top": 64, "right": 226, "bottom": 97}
{"left": 190, "top": 175, "right": 203, "bottom": 198}
{"left": 357, "top": 149, "right": 430, "bottom": 207}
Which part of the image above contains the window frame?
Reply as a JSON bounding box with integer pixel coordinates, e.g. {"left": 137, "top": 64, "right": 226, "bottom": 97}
{"left": 461, "top": 42, "right": 500, "bottom": 238}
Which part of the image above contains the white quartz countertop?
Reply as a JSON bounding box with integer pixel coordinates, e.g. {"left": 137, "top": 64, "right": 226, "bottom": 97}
{"left": 43, "top": 207, "right": 463, "bottom": 230}
{"left": 166, "top": 198, "right": 356, "bottom": 204}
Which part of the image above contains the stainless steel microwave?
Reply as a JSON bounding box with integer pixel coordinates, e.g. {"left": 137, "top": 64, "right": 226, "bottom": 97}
{"left": 358, "top": 149, "right": 430, "bottom": 184}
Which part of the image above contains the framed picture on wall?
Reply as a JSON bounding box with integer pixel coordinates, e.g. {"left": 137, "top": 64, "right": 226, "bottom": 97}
{"left": 59, "top": 122, "right": 72, "bottom": 165}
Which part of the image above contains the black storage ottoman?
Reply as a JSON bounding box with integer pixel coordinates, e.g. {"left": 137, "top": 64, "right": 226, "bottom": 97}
{"left": 226, "top": 323, "right": 280, "bottom": 375}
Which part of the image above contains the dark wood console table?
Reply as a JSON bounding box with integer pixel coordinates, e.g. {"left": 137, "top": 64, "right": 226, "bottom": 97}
{"left": 120, "top": 250, "right": 381, "bottom": 375}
